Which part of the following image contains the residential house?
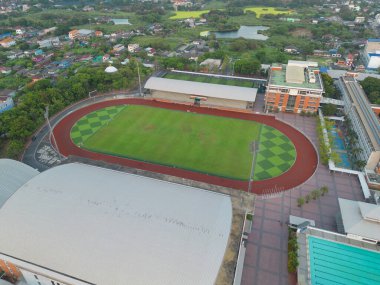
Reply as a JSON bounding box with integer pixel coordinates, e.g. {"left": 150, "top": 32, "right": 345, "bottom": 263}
{"left": 68, "top": 29, "right": 79, "bottom": 40}
{"left": 95, "top": 31, "right": 103, "bottom": 37}
{"left": 145, "top": 47, "right": 156, "bottom": 57}
{"left": 0, "top": 66, "right": 11, "bottom": 74}
{"left": 284, "top": 46, "right": 299, "bottom": 54}
{"left": 113, "top": 44, "right": 125, "bottom": 53}
{"left": 355, "top": 16, "right": 365, "bottom": 23}
{"left": 0, "top": 37, "right": 15, "bottom": 48}
{"left": 38, "top": 37, "right": 60, "bottom": 49}
{"left": 128, "top": 43, "right": 140, "bottom": 53}
{"left": 15, "top": 28, "right": 25, "bottom": 35}
{"left": 103, "top": 54, "right": 111, "bottom": 62}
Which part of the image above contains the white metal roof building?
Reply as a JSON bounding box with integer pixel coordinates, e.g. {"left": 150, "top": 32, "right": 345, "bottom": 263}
{"left": 339, "top": 198, "right": 380, "bottom": 243}
{"left": 0, "top": 162, "right": 232, "bottom": 285}
{"left": 0, "top": 159, "right": 39, "bottom": 208}
{"left": 145, "top": 77, "right": 257, "bottom": 110}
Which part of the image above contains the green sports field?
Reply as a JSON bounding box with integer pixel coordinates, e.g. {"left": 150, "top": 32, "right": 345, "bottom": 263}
{"left": 164, "top": 72, "right": 255, "bottom": 88}
{"left": 70, "top": 105, "right": 296, "bottom": 180}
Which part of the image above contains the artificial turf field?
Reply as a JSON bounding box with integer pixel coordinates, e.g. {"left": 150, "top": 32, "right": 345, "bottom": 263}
{"left": 70, "top": 105, "right": 296, "bottom": 181}
{"left": 164, "top": 72, "right": 255, "bottom": 88}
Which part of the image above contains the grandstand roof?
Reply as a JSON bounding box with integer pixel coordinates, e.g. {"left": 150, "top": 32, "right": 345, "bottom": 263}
{"left": 145, "top": 77, "right": 257, "bottom": 102}
{"left": 0, "top": 159, "right": 39, "bottom": 208}
{"left": 0, "top": 163, "right": 232, "bottom": 285}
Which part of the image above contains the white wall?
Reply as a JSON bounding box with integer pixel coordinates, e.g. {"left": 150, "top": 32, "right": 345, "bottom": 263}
{"left": 20, "top": 269, "right": 68, "bottom": 285}
{"left": 151, "top": 90, "right": 249, "bottom": 110}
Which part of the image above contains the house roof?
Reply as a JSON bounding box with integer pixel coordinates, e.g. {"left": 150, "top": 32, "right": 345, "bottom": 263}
{"left": 339, "top": 198, "right": 380, "bottom": 241}
{"left": 145, "top": 77, "right": 257, "bottom": 102}
{"left": 0, "top": 163, "right": 232, "bottom": 285}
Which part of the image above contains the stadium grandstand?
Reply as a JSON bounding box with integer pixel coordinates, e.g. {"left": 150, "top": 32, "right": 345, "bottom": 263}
{"left": 144, "top": 76, "right": 257, "bottom": 110}
{"left": 0, "top": 161, "right": 233, "bottom": 285}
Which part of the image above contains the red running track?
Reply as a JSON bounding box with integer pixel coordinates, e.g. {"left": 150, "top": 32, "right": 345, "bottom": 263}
{"left": 53, "top": 98, "right": 318, "bottom": 195}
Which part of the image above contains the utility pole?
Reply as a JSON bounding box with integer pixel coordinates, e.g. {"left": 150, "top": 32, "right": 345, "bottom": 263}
{"left": 248, "top": 141, "right": 259, "bottom": 194}
{"left": 45, "top": 106, "right": 63, "bottom": 160}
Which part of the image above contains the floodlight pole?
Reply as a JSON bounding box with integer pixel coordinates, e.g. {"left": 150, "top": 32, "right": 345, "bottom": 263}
{"left": 45, "top": 106, "right": 63, "bottom": 160}
{"left": 135, "top": 59, "right": 142, "bottom": 97}
{"left": 248, "top": 141, "right": 259, "bottom": 194}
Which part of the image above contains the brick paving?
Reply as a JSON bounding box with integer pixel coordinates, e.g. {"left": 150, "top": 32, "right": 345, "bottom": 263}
{"left": 241, "top": 107, "right": 365, "bottom": 285}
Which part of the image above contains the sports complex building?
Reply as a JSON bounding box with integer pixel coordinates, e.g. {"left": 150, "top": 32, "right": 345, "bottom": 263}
{"left": 0, "top": 159, "right": 235, "bottom": 285}
{"left": 265, "top": 61, "right": 324, "bottom": 114}
{"left": 144, "top": 71, "right": 262, "bottom": 110}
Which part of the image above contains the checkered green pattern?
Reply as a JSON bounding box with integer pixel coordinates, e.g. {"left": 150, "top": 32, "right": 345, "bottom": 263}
{"left": 70, "top": 105, "right": 126, "bottom": 145}
{"left": 254, "top": 126, "right": 296, "bottom": 181}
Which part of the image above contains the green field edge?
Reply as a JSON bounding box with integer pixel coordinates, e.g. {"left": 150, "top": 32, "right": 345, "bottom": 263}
{"left": 70, "top": 105, "right": 298, "bottom": 182}
{"left": 69, "top": 105, "right": 127, "bottom": 145}
{"left": 79, "top": 145, "right": 249, "bottom": 181}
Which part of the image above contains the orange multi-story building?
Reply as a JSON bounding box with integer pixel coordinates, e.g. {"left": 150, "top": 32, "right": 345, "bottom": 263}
{"left": 265, "top": 61, "right": 324, "bottom": 114}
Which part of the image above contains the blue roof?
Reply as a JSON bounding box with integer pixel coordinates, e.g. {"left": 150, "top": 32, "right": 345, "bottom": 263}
{"left": 308, "top": 236, "right": 380, "bottom": 285}
{"left": 319, "top": 67, "right": 329, "bottom": 73}
{"left": 368, "top": 39, "right": 380, "bottom": 42}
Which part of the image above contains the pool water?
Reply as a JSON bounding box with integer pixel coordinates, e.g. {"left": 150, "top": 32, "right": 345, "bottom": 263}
{"left": 308, "top": 236, "right": 380, "bottom": 285}
{"left": 330, "top": 126, "right": 352, "bottom": 169}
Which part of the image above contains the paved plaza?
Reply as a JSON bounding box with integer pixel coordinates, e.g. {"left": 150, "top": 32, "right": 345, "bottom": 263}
{"left": 241, "top": 107, "right": 366, "bottom": 285}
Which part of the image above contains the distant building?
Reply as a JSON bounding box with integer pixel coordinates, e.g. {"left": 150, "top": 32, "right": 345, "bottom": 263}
{"left": 102, "top": 54, "right": 111, "bottom": 62}
{"left": 199, "top": 58, "right": 221, "bottom": 71}
{"left": 113, "top": 44, "right": 125, "bottom": 52}
{"left": 363, "top": 39, "right": 380, "bottom": 70}
{"left": 0, "top": 37, "right": 15, "bottom": 48}
{"left": 355, "top": 16, "right": 365, "bottom": 23}
{"left": 68, "top": 29, "right": 79, "bottom": 40}
{"left": 15, "top": 28, "right": 25, "bottom": 35}
{"left": 37, "top": 37, "right": 60, "bottom": 49}
{"left": 265, "top": 60, "right": 324, "bottom": 114}
{"left": 128, "top": 43, "right": 140, "bottom": 53}
{"left": 0, "top": 93, "right": 14, "bottom": 113}
{"left": 145, "top": 47, "right": 156, "bottom": 57}
{"left": 284, "top": 46, "right": 299, "bottom": 54}
{"left": 95, "top": 30, "right": 103, "bottom": 37}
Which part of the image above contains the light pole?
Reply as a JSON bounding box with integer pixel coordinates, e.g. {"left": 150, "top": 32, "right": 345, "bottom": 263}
{"left": 248, "top": 141, "right": 259, "bottom": 194}
{"left": 44, "top": 106, "right": 63, "bottom": 160}
{"left": 133, "top": 58, "right": 142, "bottom": 97}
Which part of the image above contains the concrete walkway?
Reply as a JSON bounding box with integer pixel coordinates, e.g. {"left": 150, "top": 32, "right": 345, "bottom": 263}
{"left": 241, "top": 111, "right": 365, "bottom": 285}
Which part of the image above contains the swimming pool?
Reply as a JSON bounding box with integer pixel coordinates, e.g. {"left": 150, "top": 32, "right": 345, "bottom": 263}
{"left": 308, "top": 236, "right": 380, "bottom": 285}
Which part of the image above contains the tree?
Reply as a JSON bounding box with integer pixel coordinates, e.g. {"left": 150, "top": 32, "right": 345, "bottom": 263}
{"left": 297, "top": 197, "right": 305, "bottom": 207}
{"left": 355, "top": 160, "right": 367, "bottom": 170}
{"left": 321, "top": 73, "right": 337, "bottom": 99}
{"left": 322, "top": 104, "right": 337, "bottom": 116}
{"left": 320, "top": 186, "right": 329, "bottom": 196}
{"left": 360, "top": 77, "right": 380, "bottom": 104}
{"left": 234, "top": 58, "right": 261, "bottom": 75}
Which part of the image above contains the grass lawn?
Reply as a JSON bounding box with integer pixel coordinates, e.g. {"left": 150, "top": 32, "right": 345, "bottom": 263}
{"left": 169, "top": 10, "right": 210, "bottom": 19}
{"left": 70, "top": 105, "right": 296, "bottom": 180}
{"left": 164, "top": 72, "right": 255, "bottom": 88}
{"left": 244, "top": 7, "right": 292, "bottom": 17}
